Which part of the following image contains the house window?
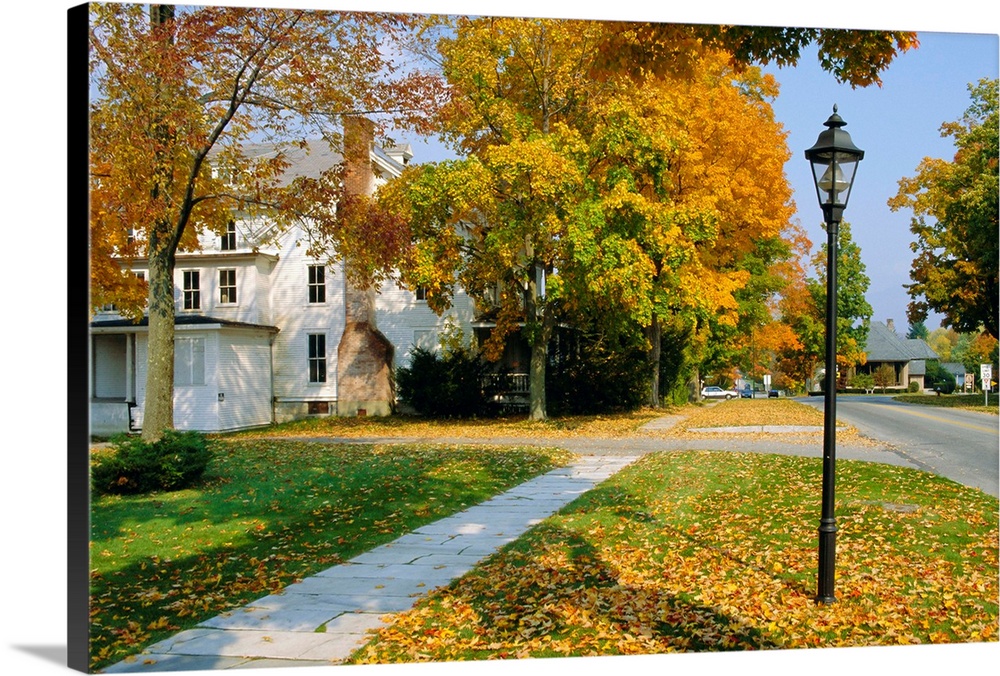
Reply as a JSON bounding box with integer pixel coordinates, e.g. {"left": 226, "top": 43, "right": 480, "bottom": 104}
{"left": 308, "top": 265, "right": 326, "bottom": 303}
{"left": 308, "top": 333, "right": 327, "bottom": 383}
{"left": 219, "top": 269, "right": 237, "bottom": 304}
{"left": 175, "top": 336, "right": 205, "bottom": 386}
{"left": 416, "top": 286, "right": 428, "bottom": 301}
{"left": 220, "top": 221, "right": 237, "bottom": 251}
{"left": 182, "top": 271, "right": 200, "bottom": 310}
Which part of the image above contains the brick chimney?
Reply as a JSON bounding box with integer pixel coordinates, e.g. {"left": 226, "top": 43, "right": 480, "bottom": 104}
{"left": 886, "top": 318, "right": 895, "bottom": 334}
{"left": 336, "top": 116, "right": 394, "bottom": 416}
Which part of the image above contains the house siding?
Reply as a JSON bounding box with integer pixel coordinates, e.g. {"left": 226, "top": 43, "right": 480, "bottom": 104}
{"left": 217, "top": 329, "right": 274, "bottom": 430}
{"left": 171, "top": 331, "right": 221, "bottom": 432}
{"left": 91, "top": 138, "right": 483, "bottom": 433}
{"left": 376, "top": 282, "right": 477, "bottom": 367}
{"left": 267, "top": 228, "right": 343, "bottom": 421}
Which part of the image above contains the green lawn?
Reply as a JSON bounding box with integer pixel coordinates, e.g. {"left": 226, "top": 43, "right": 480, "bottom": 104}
{"left": 351, "top": 451, "right": 999, "bottom": 663}
{"left": 894, "top": 393, "right": 999, "bottom": 414}
{"left": 88, "top": 439, "right": 574, "bottom": 670}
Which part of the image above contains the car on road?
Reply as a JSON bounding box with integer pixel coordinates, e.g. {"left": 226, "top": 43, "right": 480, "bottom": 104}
{"left": 768, "top": 389, "right": 779, "bottom": 398}
{"left": 701, "top": 385, "right": 739, "bottom": 400}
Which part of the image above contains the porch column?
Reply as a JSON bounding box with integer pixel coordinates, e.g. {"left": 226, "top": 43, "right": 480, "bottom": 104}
{"left": 125, "top": 333, "right": 135, "bottom": 403}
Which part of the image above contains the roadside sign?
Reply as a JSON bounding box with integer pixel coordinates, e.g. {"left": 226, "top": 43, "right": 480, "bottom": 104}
{"left": 981, "top": 364, "right": 993, "bottom": 391}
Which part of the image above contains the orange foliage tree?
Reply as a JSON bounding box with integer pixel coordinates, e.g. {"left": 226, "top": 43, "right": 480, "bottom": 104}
{"left": 89, "top": 4, "right": 441, "bottom": 440}
{"left": 380, "top": 18, "right": 814, "bottom": 415}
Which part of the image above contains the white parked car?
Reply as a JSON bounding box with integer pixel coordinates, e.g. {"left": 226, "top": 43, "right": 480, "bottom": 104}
{"left": 701, "top": 385, "right": 739, "bottom": 400}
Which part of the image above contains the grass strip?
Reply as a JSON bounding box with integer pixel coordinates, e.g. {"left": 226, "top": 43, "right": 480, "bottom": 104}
{"left": 351, "top": 450, "right": 998, "bottom": 663}
{"left": 893, "top": 393, "right": 999, "bottom": 415}
{"left": 88, "top": 439, "right": 573, "bottom": 670}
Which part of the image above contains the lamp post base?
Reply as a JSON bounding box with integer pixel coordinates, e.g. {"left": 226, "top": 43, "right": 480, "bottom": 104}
{"left": 816, "top": 518, "right": 838, "bottom": 604}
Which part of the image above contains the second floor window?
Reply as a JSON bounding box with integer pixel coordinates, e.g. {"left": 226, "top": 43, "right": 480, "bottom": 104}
{"left": 219, "top": 269, "right": 237, "bottom": 304}
{"left": 183, "top": 271, "right": 200, "bottom": 310}
{"left": 308, "top": 265, "right": 326, "bottom": 303}
{"left": 221, "top": 221, "right": 237, "bottom": 251}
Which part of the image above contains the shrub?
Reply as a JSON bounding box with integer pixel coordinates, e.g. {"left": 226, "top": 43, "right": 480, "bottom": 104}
{"left": 547, "top": 338, "right": 650, "bottom": 415}
{"left": 396, "top": 346, "right": 498, "bottom": 417}
{"left": 873, "top": 364, "right": 897, "bottom": 392}
{"left": 92, "top": 430, "right": 212, "bottom": 495}
{"left": 850, "top": 373, "right": 875, "bottom": 391}
{"left": 908, "top": 380, "right": 921, "bottom": 393}
{"left": 924, "top": 360, "right": 957, "bottom": 394}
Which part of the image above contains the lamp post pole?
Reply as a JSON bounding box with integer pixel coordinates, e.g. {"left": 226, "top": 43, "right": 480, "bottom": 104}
{"left": 804, "top": 106, "right": 864, "bottom": 604}
{"left": 817, "top": 213, "right": 840, "bottom": 604}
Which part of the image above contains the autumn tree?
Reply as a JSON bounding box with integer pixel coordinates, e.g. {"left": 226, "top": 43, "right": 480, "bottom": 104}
{"left": 89, "top": 4, "right": 439, "bottom": 441}
{"left": 380, "top": 17, "right": 603, "bottom": 420}
{"left": 953, "top": 330, "right": 999, "bottom": 375}
{"left": 927, "top": 326, "right": 960, "bottom": 362}
{"left": 873, "top": 363, "right": 897, "bottom": 393}
{"left": 382, "top": 18, "right": 809, "bottom": 417}
{"left": 596, "top": 24, "right": 918, "bottom": 88}
{"left": 889, "top": 78, "right": 998, "bottom": 339}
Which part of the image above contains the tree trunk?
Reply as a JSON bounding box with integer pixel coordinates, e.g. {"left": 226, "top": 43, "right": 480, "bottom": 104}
{"left": 647, "top": 313, "right": 661, "bottom": 408}
{"left": 524, "top": 260, "right": 550, "bottom": 421}
{"left": 142, "top": 241, "right": 176, "bottom": 442}
{"left": 690, "top": 366, "right": 701, "bottom": 403}
{"left": 528, "top": 330, "right": 547, "bottom": 421}
{"left": 141, "top": 4, "right": 178, "bottom": 443}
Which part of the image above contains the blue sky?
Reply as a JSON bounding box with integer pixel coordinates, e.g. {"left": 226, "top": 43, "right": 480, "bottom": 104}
{"left": 763, "top": 32, "right": 998, "bottom": 333}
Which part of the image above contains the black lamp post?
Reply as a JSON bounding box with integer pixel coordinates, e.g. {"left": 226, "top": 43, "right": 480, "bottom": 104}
{"left": 804, "top": 105, "right": 864, "bottom": 604}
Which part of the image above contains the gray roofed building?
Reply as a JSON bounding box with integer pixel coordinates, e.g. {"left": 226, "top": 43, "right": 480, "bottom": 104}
{"left": 855, "top": 320, "right": 940, "bottom": 391}
{"left": 237, "top": 138, "right": 411, "bottom": 185}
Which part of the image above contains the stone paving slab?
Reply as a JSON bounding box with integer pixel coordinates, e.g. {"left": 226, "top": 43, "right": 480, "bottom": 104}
{"left": 101, "top": 652, "right": 255, "bottom": 672}
{"left": 100, "top": 454, "right": 641, "bottom": 672}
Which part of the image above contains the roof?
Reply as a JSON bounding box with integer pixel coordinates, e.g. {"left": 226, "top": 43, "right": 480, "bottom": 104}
{"left": 904, "top": 338, "right": 939, "bottom": 360}
{"left": 91, "top": 315, "right": 279, "bottom": 333}
{"left": 941, "top": 362, "right": 967, "bottom": 377}
{"left": 864, "top": 321, "right": 939, "bottom": 362}
{"left": 237, "top": 138, "right": 408, "bottom": 186}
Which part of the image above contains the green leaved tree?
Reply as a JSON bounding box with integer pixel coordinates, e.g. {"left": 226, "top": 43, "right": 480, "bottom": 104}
{"left": 889, "top": 78, "right": 998, "bottom": 339}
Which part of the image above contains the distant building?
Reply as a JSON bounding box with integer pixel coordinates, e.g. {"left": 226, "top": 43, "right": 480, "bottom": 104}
{"left": 854, "top": 319, "right": 940, "bottom": 391}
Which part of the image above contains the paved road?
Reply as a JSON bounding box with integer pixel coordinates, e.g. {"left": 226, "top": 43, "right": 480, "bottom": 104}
{"left": 795, "top": 395, "right": 999, "bottom": 497}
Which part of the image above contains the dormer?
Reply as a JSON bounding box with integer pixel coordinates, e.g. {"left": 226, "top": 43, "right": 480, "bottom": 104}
{"left": 384, "top": 143, "right": 414, "bottom": 166}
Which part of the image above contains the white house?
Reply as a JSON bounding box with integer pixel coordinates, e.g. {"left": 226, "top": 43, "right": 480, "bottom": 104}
{"left": 90, "top": 136, "right": 476, "bottom": 436}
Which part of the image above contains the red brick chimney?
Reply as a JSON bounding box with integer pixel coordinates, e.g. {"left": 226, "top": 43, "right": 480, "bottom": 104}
{"left": 336, "top": 116, "right": 394, "bottom": 416}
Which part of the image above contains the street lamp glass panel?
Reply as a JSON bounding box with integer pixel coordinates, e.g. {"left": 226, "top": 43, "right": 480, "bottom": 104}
{"left": 810, "top": 154, "right": 860, "bottom": 208}
{"left": 818, "top": 163, "right": 848, "bottom": 194}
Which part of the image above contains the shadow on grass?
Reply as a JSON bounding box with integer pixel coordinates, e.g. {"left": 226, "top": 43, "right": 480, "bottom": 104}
{"left": 88, "top": 440, "right": 569, "bottom": 670}
{"left": 415, "top": 522, "right": 781, "bottom": 658}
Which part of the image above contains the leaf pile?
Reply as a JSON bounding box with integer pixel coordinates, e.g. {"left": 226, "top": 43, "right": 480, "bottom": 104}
{"left": 351, "top": 451, "right": 998, "bottom": 664}
{"left": 673, "top": 399, "right": 825, "bottom": 430}
{"left": 228, "top": 409, "right": 664, "bottom": 441}
{"left": 660, "top": 398, "right": 875, "bottom": 446}
{"left": 89, "top": 440, "right": 573, "bottom": 670}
